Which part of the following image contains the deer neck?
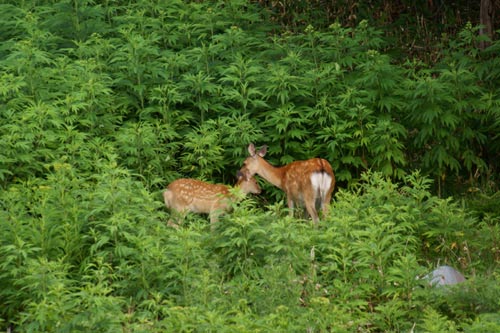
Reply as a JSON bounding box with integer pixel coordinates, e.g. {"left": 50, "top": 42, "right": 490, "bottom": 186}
{"left": 256, "top": 158, "right": 286, "bottom": 190}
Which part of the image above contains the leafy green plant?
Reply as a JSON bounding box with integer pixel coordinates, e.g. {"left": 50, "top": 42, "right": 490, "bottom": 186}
{"left": 114, "top": 121, "right": 179, "bottom": 188}
{"left": 178, "top": 120, "right": 225, "bottom": 179}
{"left": 0, "top": 1, "right": 499, "bottom": 331}
{"left": 209, "top": 199, "right": 270, "bottom": 279}
{"left": 219, "top": 54, "right": 267, "bottom": 116}
{"left": 418, "top": 307, "right": 458, "bottom": 332}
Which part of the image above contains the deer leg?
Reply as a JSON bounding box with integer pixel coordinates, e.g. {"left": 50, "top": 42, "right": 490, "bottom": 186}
{"left": 302, "top": 191, "right": 319, "bottom": 224}
{"left": 304, "top": 201, "right": 319, "bottom": 225}
{"left": 167, "top": 209, "right": 185, "bottom": 229}
{"left": 287, "top": 197, "right": 295, "bottom": 218}
{"left": 167, "top": 219, "right": 180, "bottom": 229}
{"left": 209, "top": 212, "right": 219, "bottom": 231}
{"left": 321, "top": 191, "right": 333, "bottom": 219}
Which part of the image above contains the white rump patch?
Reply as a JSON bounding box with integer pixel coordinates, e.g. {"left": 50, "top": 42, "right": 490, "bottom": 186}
{"left": 310, "top": 172, "right": 333, "bottom": 199}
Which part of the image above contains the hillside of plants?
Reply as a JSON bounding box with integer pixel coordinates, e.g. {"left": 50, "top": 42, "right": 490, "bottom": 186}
{"left": 1, "top": 0, "right": 499, "bottom": 332}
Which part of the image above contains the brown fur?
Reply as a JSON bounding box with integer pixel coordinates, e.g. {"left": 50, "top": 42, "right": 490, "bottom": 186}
{"left": 241, "top": 143, "right": 335, "bottom": 224}
{"left": 163, "top": 171, "right": 261, "bottom": 227}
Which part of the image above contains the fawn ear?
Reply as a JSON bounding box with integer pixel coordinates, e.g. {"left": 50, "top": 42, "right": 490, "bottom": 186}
{"left": 257, "top": 145, "right": 267, "bottom": 157}
{"left": 237, "top": 166, "right": 252, "bottom": 180}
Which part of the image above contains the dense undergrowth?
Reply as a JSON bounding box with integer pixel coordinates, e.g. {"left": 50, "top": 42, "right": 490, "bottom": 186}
{"left": 1, "top": 0, "right": 499, "bottom": 331}
{"left": 0, "top": 0, "right": 499, "bottom": 193}
{"left": 1, "top": 165, "right": 499, "bottom": 332}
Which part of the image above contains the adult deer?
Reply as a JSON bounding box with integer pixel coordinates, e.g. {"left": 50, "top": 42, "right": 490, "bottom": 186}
{"left": 163, "top": 169, "right": 261, "bottom": 228}
{"left": 240, "top": 143, "right": 335, "bottom": 224}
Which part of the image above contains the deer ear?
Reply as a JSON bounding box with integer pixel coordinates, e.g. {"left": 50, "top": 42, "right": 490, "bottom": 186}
{"left": 248, "top": 143, "right": 256, "bottom": 156}
{"left": 258, "top": 145, "right": 267, "bottom": 157}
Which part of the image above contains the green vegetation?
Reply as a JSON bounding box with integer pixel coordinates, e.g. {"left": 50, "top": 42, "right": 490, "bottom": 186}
{"left": 1, "top": 1, "right": 499, "bottom": 331}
